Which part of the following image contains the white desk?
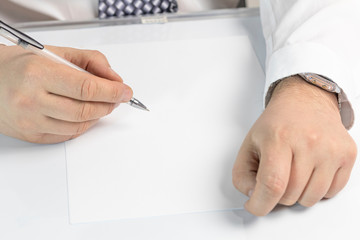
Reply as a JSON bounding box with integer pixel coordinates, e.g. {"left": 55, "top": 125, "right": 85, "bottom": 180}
{"left": 1, "top": 9, "right": 359, "bottom": 240}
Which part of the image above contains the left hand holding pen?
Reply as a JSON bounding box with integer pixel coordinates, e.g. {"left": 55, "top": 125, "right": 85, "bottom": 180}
{"left": 232, "top": 75, "right": 357, "bottom": 216}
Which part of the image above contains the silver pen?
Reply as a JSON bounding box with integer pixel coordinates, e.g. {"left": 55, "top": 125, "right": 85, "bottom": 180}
{"left": 0, "top": 20, "right": 149, "bottom": 111}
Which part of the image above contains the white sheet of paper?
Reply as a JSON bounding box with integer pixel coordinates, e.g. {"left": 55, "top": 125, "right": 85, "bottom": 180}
{"left": 65, "top": 35, "right": 265, "bottom": 224}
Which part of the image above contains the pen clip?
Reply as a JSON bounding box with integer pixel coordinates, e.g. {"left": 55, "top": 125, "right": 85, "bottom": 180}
{"left": 0, "top": 20, "right": 44, "bottom": 49}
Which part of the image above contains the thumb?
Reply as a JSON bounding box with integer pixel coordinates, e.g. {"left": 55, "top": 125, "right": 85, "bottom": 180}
{"left": 232, "top": 137, "right": 258, "bottom": 197}
{"left": 45, "top": 46, "right": 123, "bottom": 82}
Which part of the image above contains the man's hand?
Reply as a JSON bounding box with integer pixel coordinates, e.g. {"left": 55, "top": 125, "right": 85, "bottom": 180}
{"left": 0, "top": 45, "right": 133, "bottom": 144}
{"left": 232, "top": 75, "right": 357, "bottom": 216}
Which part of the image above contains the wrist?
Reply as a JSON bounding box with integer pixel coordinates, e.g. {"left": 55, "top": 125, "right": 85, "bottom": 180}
{"left": 269, "top": 75, "right": 339, "bottom": 114}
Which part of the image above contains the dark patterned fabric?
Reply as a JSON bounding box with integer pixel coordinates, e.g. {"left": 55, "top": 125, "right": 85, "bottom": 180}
{"left": 99, "top": 0, "right": 178, "bottom": 18}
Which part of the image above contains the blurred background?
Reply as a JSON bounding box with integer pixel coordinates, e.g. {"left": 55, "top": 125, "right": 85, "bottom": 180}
{"left": 246, "top": 0, "right": 259, "bottom": 8}
{"left": 0, "top": 0, "right": 261, "bottom": 24}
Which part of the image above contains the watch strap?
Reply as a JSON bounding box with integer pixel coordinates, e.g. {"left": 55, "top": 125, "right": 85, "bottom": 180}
{"left": 299, "top": 72, "right": 342, "bottom": 111}
{"left": 298, "top": 73, "right": 341, "bottom": 94}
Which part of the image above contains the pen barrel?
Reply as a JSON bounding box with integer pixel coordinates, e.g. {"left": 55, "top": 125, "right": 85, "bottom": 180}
{"left": 0, "top": 28, "right": 19, "bottom": 45}
{"left": 24, "top": 44, "right": 87, "bottom": 73}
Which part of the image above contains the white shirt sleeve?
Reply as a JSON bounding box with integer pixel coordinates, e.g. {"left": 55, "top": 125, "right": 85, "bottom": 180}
{"left": 260, "top": 0, "right": 360, "bottom": 129}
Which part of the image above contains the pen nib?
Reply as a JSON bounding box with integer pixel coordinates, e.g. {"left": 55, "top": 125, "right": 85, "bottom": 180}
{"left": 128, "top": 98, "right": 149, "bottom": 111}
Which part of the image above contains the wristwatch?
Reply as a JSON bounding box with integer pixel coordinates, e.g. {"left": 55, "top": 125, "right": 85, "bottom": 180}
{"left": 298, "top": 72, "right": 342, "bottom": 110}
{"left": 266, "top": 72, "right": 353, "bottom": 129}
{"left": 298, "top": 73, "right": 341, "bottom": 94}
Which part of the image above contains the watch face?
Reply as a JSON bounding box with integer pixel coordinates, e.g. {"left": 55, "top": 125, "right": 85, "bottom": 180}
{"left": 299, "top": 73, "right": 340, "bottom": 93}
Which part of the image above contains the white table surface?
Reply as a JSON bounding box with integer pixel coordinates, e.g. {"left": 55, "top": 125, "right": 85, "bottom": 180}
{"left": 1, "top": 9, "right": 359, "bottom": 240}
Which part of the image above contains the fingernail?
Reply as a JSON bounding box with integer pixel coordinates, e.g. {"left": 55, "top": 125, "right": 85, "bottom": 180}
{"left": 248, "top": 189, "right": 254, "bottom": 197}
{"left": 115, "top": 103, "right": 121, "bottom": 108}
{"left": 122, "top": 87, "right": 133, "bottom": 102}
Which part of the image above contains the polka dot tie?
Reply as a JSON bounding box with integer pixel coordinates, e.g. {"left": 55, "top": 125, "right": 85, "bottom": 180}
{"left": 99, "top": 0, "right": 178, "bottom": 19}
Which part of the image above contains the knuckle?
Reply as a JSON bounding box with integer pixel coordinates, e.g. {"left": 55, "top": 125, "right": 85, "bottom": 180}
{"left": 91, "top": 50, "right": 106, "bottom": 60}
{"left": 111, "top": 85, "right": 122, "bottom": 102}
{"left": 275, "top": 127, "right": 290, "bottom": 141}
{"left": 260, "top": 173, "right": 287, "bottom": 197}
{"left": 304, "top": 131, "right": 322, "bottom": 150}
{"left": 267, "top": 125, "right": 290, "bottom": 143}
{"left": 77, "top": 103, "right": 95, "bottom": 121}
{"left": 80, "top": 78, "right": 97, "bottom": 100}
{"left": 62, "top": 49, "right": 73, "bottom": 62}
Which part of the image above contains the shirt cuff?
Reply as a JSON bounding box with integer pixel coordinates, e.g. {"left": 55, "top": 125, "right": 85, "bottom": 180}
{"left": 264, "top": 42, "right": 355, "bottom": 129}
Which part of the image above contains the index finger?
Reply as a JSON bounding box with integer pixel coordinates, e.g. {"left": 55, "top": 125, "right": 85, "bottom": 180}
{"left": 42, "top": 63, "right": 133, "bottom": 103}
{"left": 46, "top": 46, "right": 124, "bottom": 83}
{"left": 245, "top": 144, "right": 292, "bottom": 216}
